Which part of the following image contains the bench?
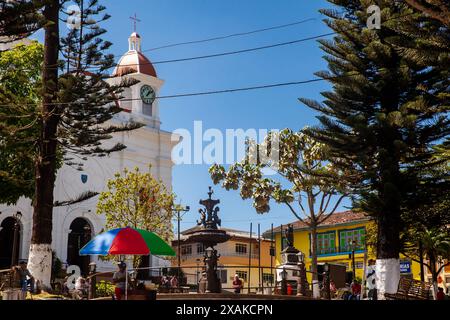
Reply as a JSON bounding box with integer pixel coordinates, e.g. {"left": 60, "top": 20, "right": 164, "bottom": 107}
{"left": 385, "top": 277, "right": 432, "bottom": 300}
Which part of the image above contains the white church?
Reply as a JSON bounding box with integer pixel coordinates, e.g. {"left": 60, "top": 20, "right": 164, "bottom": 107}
{"left": 0, "top": 32, "right": 178, "bottom": 276}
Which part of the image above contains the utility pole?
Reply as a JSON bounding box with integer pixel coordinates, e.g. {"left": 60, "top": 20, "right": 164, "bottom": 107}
{"left": 173, "top": 205, "right": 190, "bottom": 286}
{"left": 247, "top": 223, "right": 252, "bottom": 294}
{"left": 11, "top": 212, "right": 22, "bottom": 267}
{"left": 258, "top": 223, "right": 261, "bottom": 292}
{"left": 270, "top": 223, "right": 274, "bottom": 288}
{"left": 351, "top": 240, "right": 357, "bottom": 281}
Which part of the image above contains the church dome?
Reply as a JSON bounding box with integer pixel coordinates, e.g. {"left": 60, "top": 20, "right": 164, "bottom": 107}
{"left": 112, "top": 32, "right": 157, "bottom": 78}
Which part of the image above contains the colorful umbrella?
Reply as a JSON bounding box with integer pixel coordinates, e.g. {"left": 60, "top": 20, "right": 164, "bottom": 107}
{"left": 79, "top": 227, "right": 175, "bottom": 256}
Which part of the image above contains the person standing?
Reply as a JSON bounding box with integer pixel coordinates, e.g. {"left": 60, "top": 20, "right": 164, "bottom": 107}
{"left": 17, "top": 261, "right": 34, "bottom": 300}
{"left": 170, "top": 275, "right": 178, "bottom": 291}
{"left": 436, "top": 287, "right": 445, "bottom": 300}
{"left": 350, "top": 279, "right": 361, "bottom": 300}
{"left": 72, "top": 276, "right": 88, "bottom": 299}
{"left": 366, "top": 259, "right": 377, "bottom": 300}
{"left": 112, "top": 262, "right": 127, "bottom": 300}
{"left": 198, "top": 271, "right": 207, "bottom": 293}
{"left": 330, "top": 280, "right": 337, "bottom": 298}
{"left": 232, "top": 274, "right": 243, "bottom": 294}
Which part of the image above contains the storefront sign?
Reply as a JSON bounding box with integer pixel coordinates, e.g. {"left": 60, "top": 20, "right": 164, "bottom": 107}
{"left": 400, "top": 260, "right": 411, "bottom": 274}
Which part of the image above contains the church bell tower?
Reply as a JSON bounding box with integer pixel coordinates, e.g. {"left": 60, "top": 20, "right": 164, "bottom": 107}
{"left": 108, "top": 17, "right": 163, "bottom": 129}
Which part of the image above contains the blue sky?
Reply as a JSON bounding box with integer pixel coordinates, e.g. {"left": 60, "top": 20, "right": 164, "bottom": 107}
{"left": 35, "top": 0, "right": 351, "bottom": 235}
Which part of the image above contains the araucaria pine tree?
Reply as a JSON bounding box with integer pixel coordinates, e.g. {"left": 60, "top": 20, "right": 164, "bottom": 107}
{"left": 0, "top": 0, "right": 142, "bottom": 288}
{"left": 405, "top": 0, "right": 450, "bottom": 26}
{"left": 300, "top": 1, "right": 449, "bottom": 298}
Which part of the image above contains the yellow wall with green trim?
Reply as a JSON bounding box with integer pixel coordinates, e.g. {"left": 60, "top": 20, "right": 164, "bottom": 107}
{"left": 274, "top": 220, "right": 422, "bottom": 284}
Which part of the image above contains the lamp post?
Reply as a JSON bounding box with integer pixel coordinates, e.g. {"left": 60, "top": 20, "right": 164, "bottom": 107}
{"left": 323, "top": 263, "right": 331, "bottom": 300}
{"left": 174, "top": 205, "right": 190, "bottom": 286}
{"left": 204, "top": 247, "right": 212, "bottom": 293}
{"left": 88, "top": 262, "right": 96, "bottom": 299}
{"left": 83, "top": 224, "right": 92, "bottom": 276}
{"left": 196, "top": 258, "right": 201, "bottom": 284}
{"left": 11, "top": 211, "right": 22, "bottom": 267}
{"left": 204, "top": 246, "right": 221, "bottom": 293}
{"left": 350, "top": 240, "right": 357, "bottom": 281}
{"left": 296, "top": 251, "right": 307, "bottom": 296}
{"left": 280, "top": 267, "right": 288, "bottom": 295}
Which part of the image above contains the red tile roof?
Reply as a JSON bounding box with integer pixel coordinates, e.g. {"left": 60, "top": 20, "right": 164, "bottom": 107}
{"left": 271, "top": 210, "right": 370, "bottom": 234}
{"left": 113, "top": 51, "right": 157, "bottom": 77}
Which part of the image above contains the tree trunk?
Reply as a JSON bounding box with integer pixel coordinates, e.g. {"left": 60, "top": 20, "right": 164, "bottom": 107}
{"left": 374, "top": 51, "right": 403, "bottom": 299}
{"left": 375, "top": 146, "right": 402, "bottom": 299}
{"left": 310, "top": 225, "right": 320, "bottom": 298}
{"left": 419, "top": 241, "right": 425, "bottom": 282}
{"left": 430, "top": 255, "right": 439, "bottom": 299}
{"left": 27, "top": 0, "right": 60, "bottom": 290}
{"left": 375, "top": 206, "right": 401, "bottom": 299}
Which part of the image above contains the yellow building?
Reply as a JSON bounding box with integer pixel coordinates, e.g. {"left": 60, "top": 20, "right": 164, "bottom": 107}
{"left": 172, "top": 227, "right": 274, "bottom": 292}
{"left": 267, "top": 211, "right": 422, "bottom": 285}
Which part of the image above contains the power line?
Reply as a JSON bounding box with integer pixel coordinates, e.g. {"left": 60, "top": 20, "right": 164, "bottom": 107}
{"left": 143, "top": 18, "right": 317, "bottom": 52}
{"left": 72, "top": 32, "right": 335, "bottom": 69}
{"left": 0, "top": 12, "right": 419, "bottom": 107}
{"left": 156, "top": 78, "right": 325, "bottom": 100}
{"left": 0, "top": 71, "right": 362, "bottom": 107}
{"left": 150, "top": 32, "right": 335, "bottom": 65}
{"left": 9, "top": 31, "right": 333, "bottom": 73}
{"left": 5, "top": 12, "right": 417, "bottom": 73}
{"left": 1, "top": 64, "right": 415, "bottom": 108}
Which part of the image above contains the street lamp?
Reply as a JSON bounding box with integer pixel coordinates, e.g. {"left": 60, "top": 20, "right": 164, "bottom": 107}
{"left": 88, "top": 262, "right": 97, "bottom": 300}
{"left": 296, "top": 251, "right": 307, "bottom": 296}
{"left": 196, "top": 258, "right": 201, "bottom": 284}
{"left": 297, "top": 251, "right": 305, "bottom": 264}
{"left": 89, "top": 262, "right": 97, "bottom": 273}
{"left": 83, "top": 224, "right": 91, "bottom": 240}
{"left": 205, "top": 247, "right": 213, "bottom": 259}
{"left": 11, "top": 211, "right": 22, "bottom": 267}
{"left": 174, "top": 205, "right": 190, "bottom": 286}
{"left": 204, "top": 247, "right": 221, "bottom": 293}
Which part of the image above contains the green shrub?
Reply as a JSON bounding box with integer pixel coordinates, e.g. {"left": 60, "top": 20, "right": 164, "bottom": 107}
{"left": 96, "top": 280, "right": 115, "bottom": 297}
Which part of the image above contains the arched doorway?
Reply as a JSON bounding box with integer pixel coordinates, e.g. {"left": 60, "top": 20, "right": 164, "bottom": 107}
{"left": 0, "top": 217, "right": 21, "bottom": 269}
{"left": 67, "top": 218, "right": 91, "bottom": 276}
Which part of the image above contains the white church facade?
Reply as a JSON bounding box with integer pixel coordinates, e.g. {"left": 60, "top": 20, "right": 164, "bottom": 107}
{"left": 0, "top": 32, "right": 178, "bottom": 275}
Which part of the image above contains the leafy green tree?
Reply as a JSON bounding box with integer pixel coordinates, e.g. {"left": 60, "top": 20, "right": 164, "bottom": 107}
{"left": 0, "top": 41, "right": 42, "bottom": 204}
{"left": 96, "top": 166, "right": 175, "bottom": 269}
{"left": 299, "top": 0, "right": 449, "bottom": 297}
{"left": 400, "top": 149, "right": 450, "bottom": 283}
{"left": 403, "top": 226, "right": 450, "bottom": 295}
{"left": 210, "top": 128, "right": 349, "bottom": 295}
{"left": 0, "top": 0, "right": 142, "bottom": 287}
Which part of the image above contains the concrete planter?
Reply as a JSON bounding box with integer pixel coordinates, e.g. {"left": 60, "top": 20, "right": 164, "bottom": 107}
{"left": 1, "top": 289, "right": 21, "bottom": 300}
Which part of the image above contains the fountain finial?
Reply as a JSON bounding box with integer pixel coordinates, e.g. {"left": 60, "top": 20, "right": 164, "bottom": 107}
{"left": 208, "top": 186, "right": 213, "bottom": 199}
{"left": 198, "top": 187, "right": 221, "bottom": 229}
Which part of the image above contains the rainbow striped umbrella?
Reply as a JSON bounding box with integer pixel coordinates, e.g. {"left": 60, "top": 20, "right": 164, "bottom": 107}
{"left": 79, "top": 227, "right": 175, "bottom": 256}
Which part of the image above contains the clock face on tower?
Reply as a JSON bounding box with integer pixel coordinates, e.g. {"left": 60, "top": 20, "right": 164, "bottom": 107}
{"left": 140, "top": 85, "right": 155, "bottom": 105}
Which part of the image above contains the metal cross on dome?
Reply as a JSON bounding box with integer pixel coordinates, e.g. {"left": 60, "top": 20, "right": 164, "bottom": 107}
{"left": 129, "top": 13, "right": 141, "bottom": 33}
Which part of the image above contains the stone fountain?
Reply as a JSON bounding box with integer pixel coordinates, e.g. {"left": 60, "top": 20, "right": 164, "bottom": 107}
{"left": 183, "top": 187, "right": 230, "bottom": 293}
